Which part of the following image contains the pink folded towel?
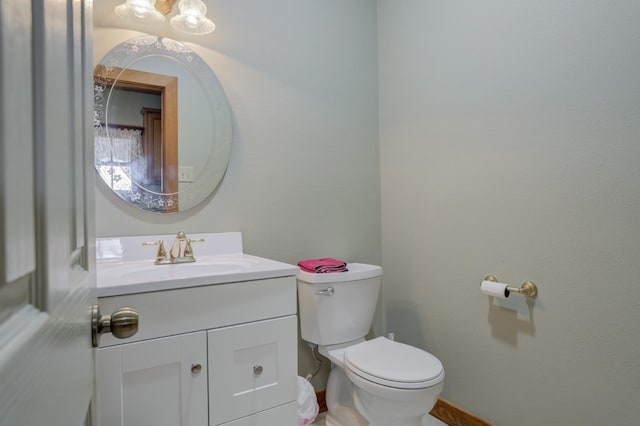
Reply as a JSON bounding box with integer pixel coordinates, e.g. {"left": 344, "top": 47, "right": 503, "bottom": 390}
{"left": 298, "top": 258, "right": 348, "bottom": 273}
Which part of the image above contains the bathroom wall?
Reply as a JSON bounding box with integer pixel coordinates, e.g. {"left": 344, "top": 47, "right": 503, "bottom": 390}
{"left": 378, "top": 1, "right": 640, "bottom": 425}
{"left": 93, "top": 0, "right": 381, "bottom": 386}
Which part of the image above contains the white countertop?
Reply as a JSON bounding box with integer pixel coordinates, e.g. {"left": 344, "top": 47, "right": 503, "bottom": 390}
{"left": 96, "top": 232, "right": 298, "bottom": 297}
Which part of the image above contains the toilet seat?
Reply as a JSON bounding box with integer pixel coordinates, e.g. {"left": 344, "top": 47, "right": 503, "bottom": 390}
{"left": 344, "top": 337, "right": 444, "bottom": 389}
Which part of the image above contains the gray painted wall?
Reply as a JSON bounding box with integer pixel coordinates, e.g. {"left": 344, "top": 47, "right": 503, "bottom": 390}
{"left": 378, "top": 1, "right": 640, "bottom": 424}
{"left": 95, "top": 2, "right": 640, "bottom": 423}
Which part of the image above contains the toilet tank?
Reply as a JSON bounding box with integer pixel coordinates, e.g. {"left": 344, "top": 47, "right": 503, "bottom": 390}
{"left": 297, "top": 263, "right": 382, "bottom": 346}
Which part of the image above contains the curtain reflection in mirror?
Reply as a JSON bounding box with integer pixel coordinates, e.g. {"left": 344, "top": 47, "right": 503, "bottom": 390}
{"left": 94, "top": 127, "right": 146, "bottom": 192}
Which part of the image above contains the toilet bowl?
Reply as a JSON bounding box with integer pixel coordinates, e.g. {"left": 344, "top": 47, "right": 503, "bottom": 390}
{"left": 297, "top": 263, "right": 445, "bottom": 426}
{"left": 344, "top": 337, "right": 444, "bottom": 426}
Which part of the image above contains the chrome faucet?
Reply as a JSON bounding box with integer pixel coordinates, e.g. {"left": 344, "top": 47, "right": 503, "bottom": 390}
{"left": 143, "top": 232, "right": 204, "bottom": 265}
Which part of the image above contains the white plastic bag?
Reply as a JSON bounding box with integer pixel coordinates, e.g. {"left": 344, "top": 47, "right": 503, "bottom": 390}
{"left": 297, "top": 376, "right": 319, "bottom": 425}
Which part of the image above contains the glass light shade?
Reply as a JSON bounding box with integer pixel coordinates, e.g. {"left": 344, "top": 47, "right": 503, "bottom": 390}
{"left": 170, "top": 0, "right": 215, "bottom": 34}
{"left": 115, "top": 0, "right": 165, "bottom": 22}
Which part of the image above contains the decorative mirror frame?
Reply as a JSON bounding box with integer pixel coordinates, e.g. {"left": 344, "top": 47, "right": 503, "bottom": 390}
{"left": 94, "top": 36, "right": 232, "bottom": 213}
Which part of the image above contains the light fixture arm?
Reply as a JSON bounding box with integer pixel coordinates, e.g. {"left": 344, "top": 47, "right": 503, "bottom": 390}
{"left": 154, "top": 0, "right": 177, "bottom": 15}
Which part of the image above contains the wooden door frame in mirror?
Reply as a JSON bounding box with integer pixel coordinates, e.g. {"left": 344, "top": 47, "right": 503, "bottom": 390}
{"left": 94, "top": 65, "right": 178, "bottom": 212}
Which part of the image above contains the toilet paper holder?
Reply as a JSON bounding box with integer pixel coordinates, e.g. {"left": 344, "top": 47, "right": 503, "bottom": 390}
{"left": 482, "top": 275, "right": 538, "bottom": 298}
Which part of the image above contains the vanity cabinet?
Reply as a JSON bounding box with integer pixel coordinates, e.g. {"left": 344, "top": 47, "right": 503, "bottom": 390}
{"left": 95, "top": 276, "right": 298, "bottom": 426}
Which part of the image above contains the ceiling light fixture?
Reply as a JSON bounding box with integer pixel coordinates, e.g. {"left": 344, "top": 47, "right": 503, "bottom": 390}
{"left": 114, "top": 0, "right": 165, "bottom": 23}
{"left": 114, "top": 0, "right": 215, "bottom": 35}
{"left": 170, "top": 0, "right": 216, "bottom": 34}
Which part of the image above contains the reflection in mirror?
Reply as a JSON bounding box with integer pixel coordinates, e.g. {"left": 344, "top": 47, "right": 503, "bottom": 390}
{"left": 95, "top": 66, "right": 179, "bottom": 211}
{"left": 94, "top": 36, "right": 232, "bottom": 213}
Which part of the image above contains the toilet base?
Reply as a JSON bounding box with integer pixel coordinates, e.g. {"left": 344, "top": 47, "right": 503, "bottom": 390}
{"left": 324, "top": 363, "right": 368, "bottom": 426}
{"left": 325, "top": 409, "right": 367, "bottom": 426}
{"left": 349, "top": 371, "right": 443, "bottom": 426}
{"left": 327, "top": 411, "right": 441, "bottom": 426}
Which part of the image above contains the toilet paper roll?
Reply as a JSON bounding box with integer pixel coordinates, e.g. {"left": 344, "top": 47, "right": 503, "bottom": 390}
{"left": 480, "top": 280, "right": 510, "bottom": 299}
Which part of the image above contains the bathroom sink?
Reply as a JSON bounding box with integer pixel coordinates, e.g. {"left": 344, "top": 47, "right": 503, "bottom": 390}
{"left": 103, "top": 256, "right": 254, "bottom": 280}
{"left": 96, "top": 233, "right": 298, "bottom": 297}
{"left": 109, "top": 255, "right": 256, "bottom": 276}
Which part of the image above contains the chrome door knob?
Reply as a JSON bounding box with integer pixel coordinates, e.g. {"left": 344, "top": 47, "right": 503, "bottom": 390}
{"left": 92, "top": 305, "right": 139, "bottom": 347}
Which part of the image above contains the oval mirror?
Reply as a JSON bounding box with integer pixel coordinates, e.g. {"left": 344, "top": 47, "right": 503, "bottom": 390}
{"left": 94, "top": 36, "right": 232, "bottom": 213}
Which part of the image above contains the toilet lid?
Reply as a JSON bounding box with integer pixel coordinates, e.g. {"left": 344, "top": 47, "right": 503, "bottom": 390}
{"left": 344, "top": 337, "right": 444, "bottom": 389}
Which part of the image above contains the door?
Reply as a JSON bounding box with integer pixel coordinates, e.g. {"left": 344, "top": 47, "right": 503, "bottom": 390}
{"left": 97, "top": 332, "right": 208, "bottom": 426}
{"left": 0, "top": 0, "right": 96, "bottom": 425}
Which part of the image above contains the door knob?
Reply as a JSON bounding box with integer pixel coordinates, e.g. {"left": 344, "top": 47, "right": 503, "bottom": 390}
{"left": 91, "top": 305, "right": 139, "bottom": 347}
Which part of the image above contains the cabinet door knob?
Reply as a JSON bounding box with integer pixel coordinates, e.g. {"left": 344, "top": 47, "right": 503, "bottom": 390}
{"left": 191, "top": 363, "right": 202, "bottom": 375}
{"left": 253, "top": 365, "right": 263, "bottom": 376}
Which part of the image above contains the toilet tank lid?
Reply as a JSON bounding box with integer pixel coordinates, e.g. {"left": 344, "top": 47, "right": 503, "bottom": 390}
{"left": 297, "top": 263, "right": 382, "bottom": 284}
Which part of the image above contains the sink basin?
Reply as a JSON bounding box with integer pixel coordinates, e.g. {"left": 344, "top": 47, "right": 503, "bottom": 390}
{"left": 96, "top": 233, "right": 298, "bottom": 297}
{"left": 104, "top": 256, "right": 258, "bottom": 281}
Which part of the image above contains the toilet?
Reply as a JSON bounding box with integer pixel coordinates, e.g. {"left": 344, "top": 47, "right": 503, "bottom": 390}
{"left": 297, "top": 263, "right": 444, "bottom": 426}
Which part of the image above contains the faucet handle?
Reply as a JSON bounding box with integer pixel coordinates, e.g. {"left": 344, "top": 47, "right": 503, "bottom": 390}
{"left": 183, "top": 240, "right": 194, "bottom": 259}
{"left": 182, "top": 237, "right": 204, "bottom": 260}
{"left": 157, "top": 240, "right": 167, "bottom": 261}
{"left": 142, "top": 240, "right": 167, "bottom": 264}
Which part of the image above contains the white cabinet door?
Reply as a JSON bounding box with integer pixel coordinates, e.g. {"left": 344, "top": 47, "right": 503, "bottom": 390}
{"left": 97, "top": 331, "right": 208, "bottom": 426}
{"left": 208, "top": 315, "right": 298, "bottom": 425}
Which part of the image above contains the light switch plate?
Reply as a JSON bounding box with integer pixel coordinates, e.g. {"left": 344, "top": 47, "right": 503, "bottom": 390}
{"left": 179, "top": 166, "right": 194, "bottom": 182}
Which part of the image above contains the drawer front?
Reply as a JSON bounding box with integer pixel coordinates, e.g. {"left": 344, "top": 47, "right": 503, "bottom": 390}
{"left": 217, "top": 402, "right": 297, "bottom": 426}
{"left": 98, "top": 276, "right": 296, "bottom": 347}
{"left": 208, "top": 316, "right": 297, "bottom": 425}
